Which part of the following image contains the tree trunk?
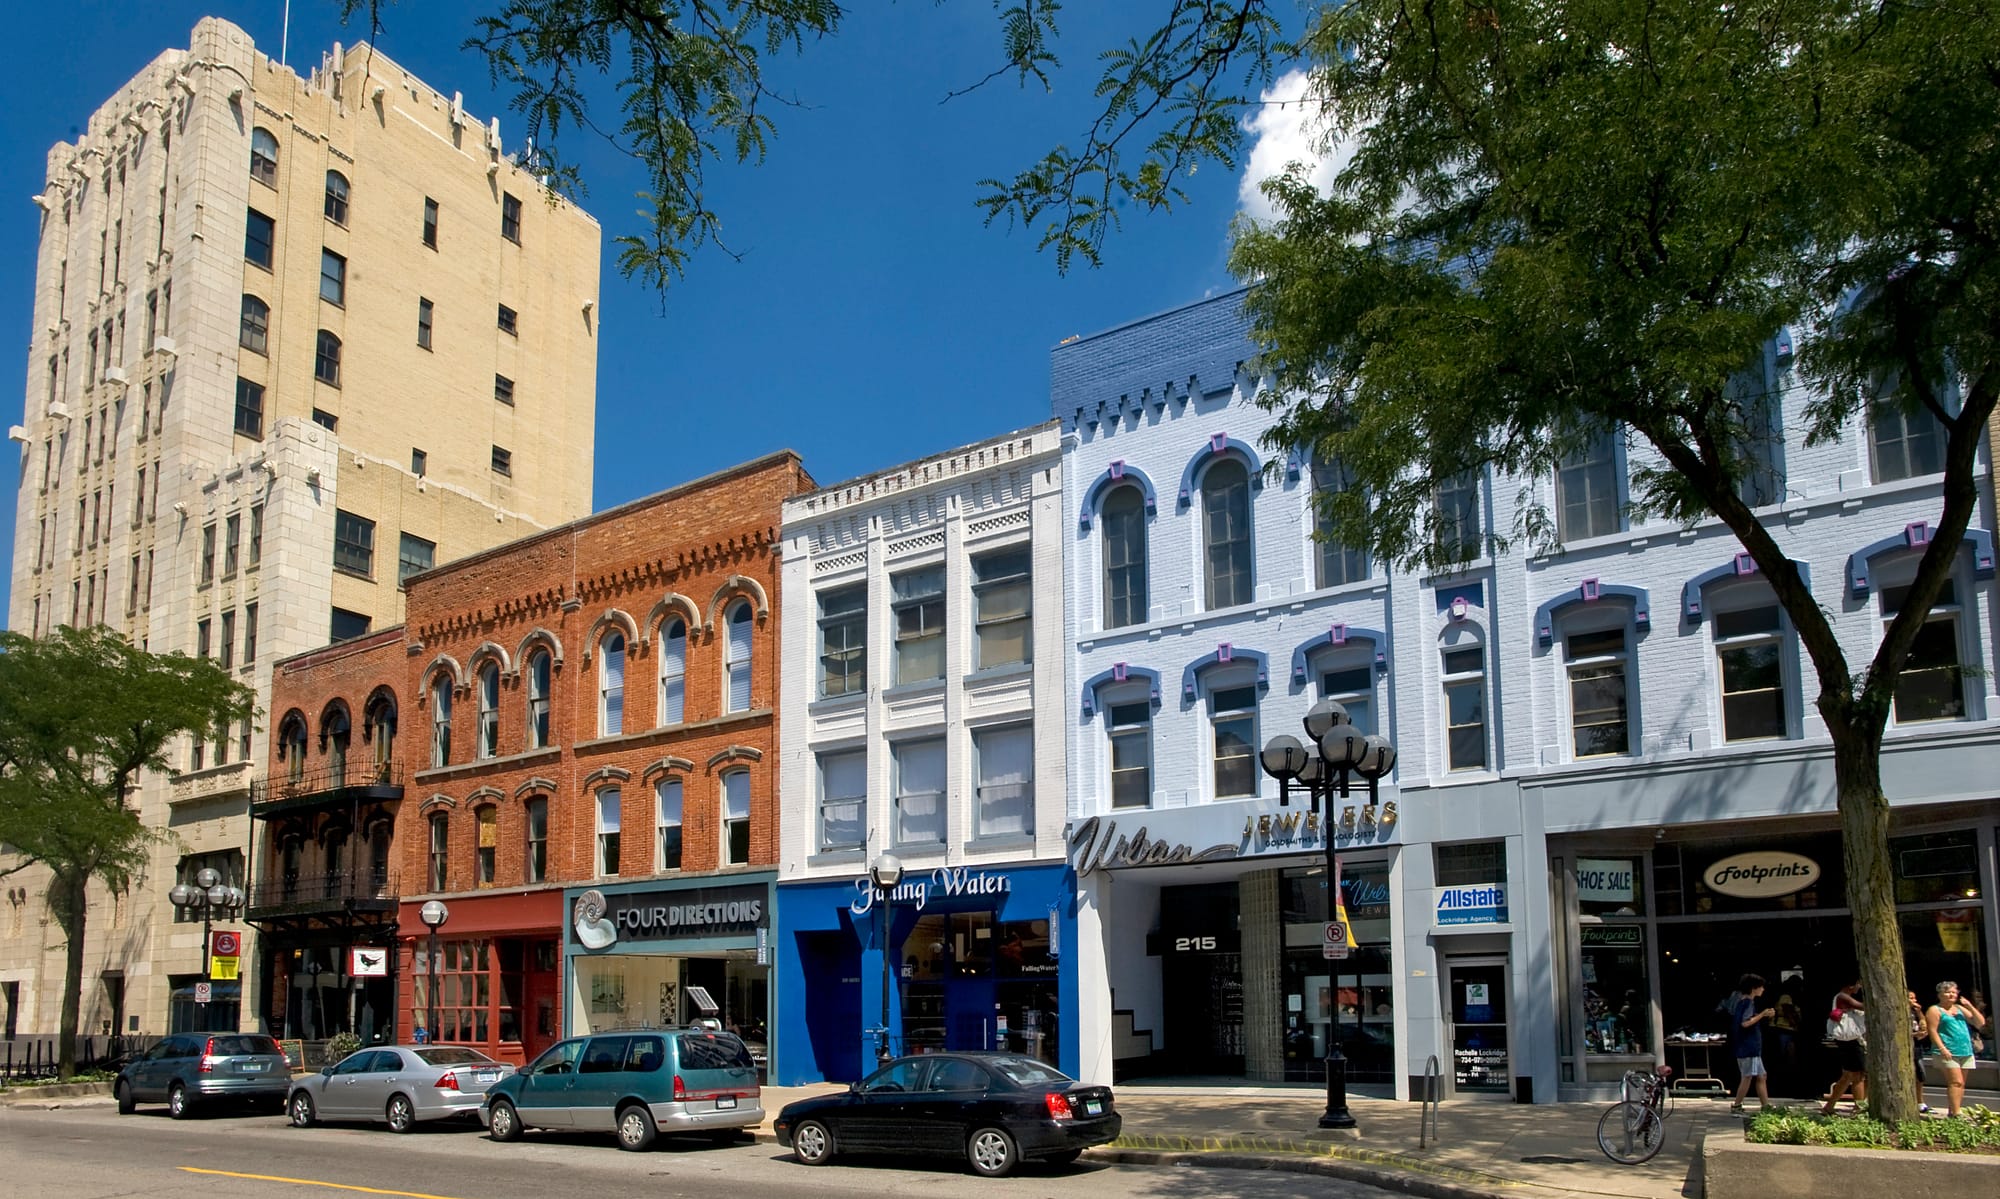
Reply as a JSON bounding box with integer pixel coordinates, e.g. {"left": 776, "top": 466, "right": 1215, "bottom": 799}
{"left": 1828, "top": 720, "right": 1916, "bottom": 1124}
{"left": 51, "top": 869, "right": 88, "bottom": 1082}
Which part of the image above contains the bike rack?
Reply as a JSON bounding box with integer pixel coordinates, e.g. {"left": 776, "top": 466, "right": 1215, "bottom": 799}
{"left": 1419, "top": 1054, "right": 1441, "bottom": 1150}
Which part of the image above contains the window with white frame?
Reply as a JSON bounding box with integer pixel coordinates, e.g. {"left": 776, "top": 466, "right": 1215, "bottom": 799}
{"left": 1210, "top": 684, "right": 1258, "bottom": 798}
{"left": 973, "top": 546, "right": 1032, "bottom": 669}
{"left": 818, "top": 586, "right": 866, "bottom": 697}
{"left": 595, "top": 789, "right": 622, "bottom": 876}
{"left": 1101, "top": 485, "right": 1149, "bottom": 628}
{"left": 724, "top": 601, "right": 753, "bottom": 712}
{"left": 526, "top": 650, "right": 551, "bottom": 749}
{"left": 893, "top": 738, "right": 946, "bottom": 845}
{"left": 1882, "top": 576, "right": 1966, "bottom": 723}
{"left": 1441, "top": 637, "right": 1488, "bottom": 771}
{"left": 892, "top": 567, "right": 946, "bottom": 685}
{"left": 721, "top": 770, "right": 751, "bottom": 865}
{"left": 655, "top": 779, "right": 683, "bottom": 871}
{"left": 974, "top": 725, "right": 1034, "bottom": 838}
{"left": 476, "top": 662, "right": 500, "bottom": 758}
{"left": 1434, "top": 471, "right": 1483, "bottom": 563}
{"left": 1556, "top": 429, "right": 1622, "bottom": 541}
{"left": 1202, "top": 458, "right": 1254, "bottom": 609}
{"left": 1108, "top": 700, "right": 1152, "bottom": 809}
{"left": 658, "top": 618, "right": 687, "bottom": 725}
{"left": 1312, "top": 455, "right": 1369, "bottom": 587}
{"left": 1317, "top": 653, "right": 1379, "bottom": 736}
{"left": 819, "top": 750, "right": 865, "bottom": 852}
{"left": 1869, "top": 398, "right": 1945, "bottom": 484}
{"left": 430, "top": 674, "right": 452, "bottom": 768}
{"left": 249, "top": 128, "right": 278, "bottom": 187}
{"left": 524, "top": 797, "right": 548, "bottom": 883}
{"left": 428, "top": 813, "right": 449, "bottom": 891}
{"left": 599, "top": 631, "right": 626, "bottom": 736}
{"left": 1564, "top": 626, "right": 1631, "bottom": 757}
{"left": 1713, "top": 600, "right": 1787, "bottom": 741}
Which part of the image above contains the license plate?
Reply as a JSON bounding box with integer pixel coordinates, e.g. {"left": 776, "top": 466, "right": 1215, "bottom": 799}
{"left": 476, "top": 1069, "right": 500, "bottom": 1082}
{"left": 715, "top": 1095, "right": 737, "bottom": 1110}
{"left": 1082, "top": 1100, "right": 1100, "bottom": 1115}
{"left": 240, "top": 1062, "right": 266, "bottom": 1073}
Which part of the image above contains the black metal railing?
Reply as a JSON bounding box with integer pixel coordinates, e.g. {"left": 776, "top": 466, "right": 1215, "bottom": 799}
{"left": 252, "top": 761, "right": 403, "bottom": 808}
{"left": 247, "top": 868, "right": 397, "bottom": 913}
{"left": 1, "top": 1034, "right": 157, "bottom": 1082}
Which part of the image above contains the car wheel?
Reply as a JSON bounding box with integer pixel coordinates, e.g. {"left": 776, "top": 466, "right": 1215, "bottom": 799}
{"left": 487, "top": 1099, "right": 523, "bottom": 1143}
{"left": 1044, "top": 1149, "right": 1082, "bottom": 1167}
{"left": 114, "top": 1081, "right": 136, "bottom": 1115}
{"left": 167, "top": 1083, "right": 193, "bottom": 1120}
{"left": 791, "top": 1119, "right": 835, "bottom": 1166}
{"left": 616, "top": 1103, "right": 657, "bottom": 1152}
{"left": 289, "top": 1092, "right": 317, "bottom": 1128}
{"left": 967, "top": 1126, "right": 1018, "bottom": 1178}
{"left": 386, "top": 1094, "right": 416, "bottom": 1134}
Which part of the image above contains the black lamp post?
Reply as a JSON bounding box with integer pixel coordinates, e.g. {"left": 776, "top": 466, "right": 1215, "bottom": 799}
{"left": 869, "top": 852, "right": 903, "bottom": 1066}
{"left": 168, "top": 867, "right": 245, "bottom": 1032}
{"left": 1260, "top": 698, "right": 1397, "bottom": 1131}
{"left": 418, "top": 899, "right": 450, "bottom": 1044}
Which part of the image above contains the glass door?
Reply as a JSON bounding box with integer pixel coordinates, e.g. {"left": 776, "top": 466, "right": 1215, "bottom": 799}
{"left": 1446, "top": 956, "right": 1511, "bottom": 1095}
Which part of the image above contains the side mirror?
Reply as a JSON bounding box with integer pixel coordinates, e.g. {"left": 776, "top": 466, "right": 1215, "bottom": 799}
{"left": 320, "top": 1066, "right": 334, "bottom": 1076}
{"left": 847, "top": 1081, "right": 860, "bottom": 1095}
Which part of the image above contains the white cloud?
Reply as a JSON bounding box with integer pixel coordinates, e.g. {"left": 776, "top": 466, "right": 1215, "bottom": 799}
{"left": 1236, "top": 69, "right": 1359, "bottom": 225}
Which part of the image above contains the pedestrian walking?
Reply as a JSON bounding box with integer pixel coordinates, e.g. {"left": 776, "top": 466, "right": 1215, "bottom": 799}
{"left": 1820, "top": 976, "right": 1867, "bottom": 1116}
{"left": 1907, "top": 991, "right": 1931, "bottom": 1113}
{"left": 1729, "top": 974, "right": 1776, "bottom": 1113}
{"left": 1925, "top": 980, "right": 1989, "bottom": 1118}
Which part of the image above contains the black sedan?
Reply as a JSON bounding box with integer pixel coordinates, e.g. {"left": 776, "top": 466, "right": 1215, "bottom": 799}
{"left": 774, "top": 1053, "right": 1120, "bottom": 1177}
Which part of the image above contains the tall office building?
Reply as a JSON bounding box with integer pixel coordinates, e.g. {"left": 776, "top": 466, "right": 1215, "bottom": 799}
{"left": 3, "top": 17, "right": 600, "bottom": 1041}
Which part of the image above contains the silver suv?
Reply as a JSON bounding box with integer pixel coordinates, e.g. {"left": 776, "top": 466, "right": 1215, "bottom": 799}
{"left": 115, "top": 1033, "right": 291, "bottom": 1118}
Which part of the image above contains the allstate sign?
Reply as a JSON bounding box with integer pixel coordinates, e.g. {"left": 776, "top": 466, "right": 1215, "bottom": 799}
{"left": 1435, "top": 884, "right": 1508, "bottom": 926}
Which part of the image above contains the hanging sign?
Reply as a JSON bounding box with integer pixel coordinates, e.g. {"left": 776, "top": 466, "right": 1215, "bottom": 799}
{"left": 211, "top": 930, "right": 242, "bottom": 957}
{"left": 1703, "top": 851, "right": 1820, "bottom": 899}
{"left": 209, "top": 956, "right": 240, "bottom": 981}
{"left": 350, "top": 947, "right": 389, "bottom": 977}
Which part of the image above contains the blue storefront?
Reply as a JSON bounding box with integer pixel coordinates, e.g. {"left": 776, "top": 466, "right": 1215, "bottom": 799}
{"left": 773, "top": 861, "right": 1077, "bottom": 1084}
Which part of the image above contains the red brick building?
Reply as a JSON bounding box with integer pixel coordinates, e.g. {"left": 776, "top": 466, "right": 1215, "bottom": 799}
{"left": 251, "top": 452, "right": 810, "bottom": 1064}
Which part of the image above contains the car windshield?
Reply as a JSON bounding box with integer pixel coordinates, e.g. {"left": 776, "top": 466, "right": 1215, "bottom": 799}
{"left": 676, "top": 1032, "right": 754, "bottom": 1070}
{"left": 987, "top": 1056, "right": 1071, "bottom": 1087}
{"left": 415, "top": 1048, "right": 494, "bottom": 1066}
{"left": 207, "top": 1035, "right": 281, "bottom": 1057}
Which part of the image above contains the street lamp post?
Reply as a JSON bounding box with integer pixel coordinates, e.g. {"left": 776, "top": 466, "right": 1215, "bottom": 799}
{"left": 418, "top": 900, "right": 450, "bottom": 1045}
{"left": 167, "top": 867, "right": 245, "bottom": 1033}
{"left": 1260, "top": 699, "right": 1397, "bottom": 1132}
{"left": 868, "top": 853, "right": 903, "bottom": 1066}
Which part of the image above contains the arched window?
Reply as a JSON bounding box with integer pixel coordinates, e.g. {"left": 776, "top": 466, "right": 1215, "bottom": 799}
{"left": 721, "top": 770, "right": 751, "bottom": 865}
{"left": 239, "top": 294, "right": 269, "bottom": 354}
{"left": 1201, "top": 457, "right": 1253, "bottom": 609}
{"left": 323, "top": 707, "right": 351, "bottom": 786}
{"left": 365, "top": 691, "right": 397, "bottom": 779}
{"left": 427, "top": 812, "right": 449, "bottom": 891}
{"left": 599, "top": 632, "right": 625, "bottom": 736}
{"left": 314, "top": 330, "right": 341, "bottom": 387}
{"left": 724, "top": 602, "right": 753, "bottom": 713}
{"left": 323, "top": 170, "right": 350, "bottom": 224}
{"left": 278, "top": 712, "right": 309, "bottom": 787}
{"left": 475, "top": 805, "right": 498, "bottom": 886}
{"left": 526, "top": 650, "right": 551, "bottom": 748}
{"left": 430, "top": 675, "right": 453, "bottom": 768}
{"left": 476, "top": 662, "right": 500, "bottom": 758}
{"left": 658, "top": 619, "right": 686, "bottom": 725}
{"left": 249, "top": 128, "right": 278, "bottom": 187}
{"left": 1101, "top": 485, "right": 1148, "bottom": 628}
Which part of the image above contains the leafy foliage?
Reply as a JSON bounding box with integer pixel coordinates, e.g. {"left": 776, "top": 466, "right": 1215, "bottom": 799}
{"left": 1748, "top": 1107, "right": 2000, "bottom": 1152}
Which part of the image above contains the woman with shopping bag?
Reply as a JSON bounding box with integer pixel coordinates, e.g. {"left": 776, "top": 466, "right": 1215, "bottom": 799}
{"left": 1821, "top": 976, "right": 1868, "bottom": 1115}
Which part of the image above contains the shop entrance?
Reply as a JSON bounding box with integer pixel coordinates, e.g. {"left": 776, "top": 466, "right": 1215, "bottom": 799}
{"left": 1445, "top": 956, "right": 1511, "bottom": 1096}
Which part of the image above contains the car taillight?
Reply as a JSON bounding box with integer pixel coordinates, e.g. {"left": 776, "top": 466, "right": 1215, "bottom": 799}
{"left": 673, "top": 1074, "right": 685, "bottom": 1100}
{"left": 198, "top": 1037, "right": 217, "bottom": 1074}
{"left": 1045, "top": 1092, "right": 1074, "bottom": 1121}
{"left": 435, "top": 1072, "right": 459, "bottom": 1091}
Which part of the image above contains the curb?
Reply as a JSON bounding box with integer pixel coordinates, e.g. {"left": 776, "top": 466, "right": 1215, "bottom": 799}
{"left": 0, "top": 1081, "right": 116, "bottom": 1106}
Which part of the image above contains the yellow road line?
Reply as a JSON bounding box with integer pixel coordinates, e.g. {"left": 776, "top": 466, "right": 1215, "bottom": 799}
{"left": 178, "top": 1166, "right": 472, "bottom": 1199}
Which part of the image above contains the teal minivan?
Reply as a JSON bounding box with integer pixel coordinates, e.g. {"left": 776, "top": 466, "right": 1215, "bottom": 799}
{"left": 480, "top": 1028, "right": 762, "bottom": 1151}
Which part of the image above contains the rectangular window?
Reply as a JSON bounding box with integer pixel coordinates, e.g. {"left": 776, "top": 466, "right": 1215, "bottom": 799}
{"left": 501, "top": 193, "right": 522, "bottom": 242}
{"left": 1211, "top": 685, "right": 1258, "bottom": 798}
{"left": 596, "top": 790, "right": 622, "bottom": 877}
{"left": 200, "top": 524, "right": 216, "bottom": 585}
{"left": 893, "top": 738, "right": 946, "bottom": 845}
{"left": 219, "top": 610, "right": 235, "bottom": 670}
{"left": 818, "top": 586, "right": 867, "bottom": 697}
{"left": 330, "top": 607, "right": 371, "bottom": 642}
{"left": 972, "top": 547, "right": 1032, "bottom": 669}
{"left": 1313, "top": 456, "right": 1370, "bottom": 587}
{"left": 476, "top": 807, "right": 498, "bottom": 886}
{"left": 974, "top": 725, "right": 1034, "bottom": 839}
{"left": 1434, "top": 471, "right": 1482, "bottom": 562}
{"left": 892, "top": 566, "right": 945, "bottom": 685}
{"left": 1435, "top": 841, "right": 1507, "bottom": 887}
{"left": 1869, "top": 401, "right": 1945, "bottom": 484}
{"left": 1715, "top": 605, "right": 1786, "bottom": 741}
{"left": 818, "top": 751, "right": 865, "bottom": 851}
{"left": 1109, "top": 701, "right": 1152, "bottom": 809}
{"left": 242, "top": 603, "right": 258, "bottom": 665}
{"left": 319, "top": 248, "right": 346, "bottom": 305}
{"left": 248, "top": 505, "right": 263, "bottom": 568}
{"left": 722, "top": 771, "right": 751, "bottom": 865}
{"left": 233, "top": 378, "right": 264, "bottom": 439}
{"left": 655, "top": 780, "right": 684, "bottom": 871}
{"left": 244, "top": 209, "right": 274, "bottom": 269}
{"left": 223, "top": 514, "right": 241, "bottom": 577}
{"left": 1556, "top": 429, "right": 1622, "bottom": 541}
{"left": 494, "top": 374, "right": 514, "bottom": 406}
{"left": 333, "top": 509, "right": 376, "bottom": 577}
{"left": 1565, "top": 628, "right": 1630, "bottom": 757}
{"left": 131, "top": 467, "right": 145, "bottom": 526}
{"left": 417, "top": 298, "right": 434, "bottom": 349}
{"left": 196, "top": 618, "right": 211, "bottom": 659}
{"left": 1443, "top": 645, "right": 1488, "bottom": 771}
{"left": 491, "top": 446, "right": 512, "bottom": 477}
{"left": 1883, "top": 580, "right": 1965, "bottom": 722}
{"left": 497, "top": 304, "right": 517, "bottom": 336}
{"left": 525, "top": 798, "right": 548, "bottom": 883}
{"left": 399, "top": 532, "right": 436, "bottom": 584}
{"left": 127, "top": 554, "right": 140, "bottom": 614}
{"left": 422, "top": 197, "right": 439, "bottom": 248}
{"left": 1319, "top": 663, "right": 1378, "bottom": 736}
{"left": 429, "top": 816, "right": 449, "bottom": 892}
{"left": 411, "top": 448, "right": 427, "bottom": 477}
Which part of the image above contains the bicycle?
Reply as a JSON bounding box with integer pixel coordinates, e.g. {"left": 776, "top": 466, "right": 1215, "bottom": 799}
{"left": 1597, "top": 1065, "right": 1673, "bottom": 1164}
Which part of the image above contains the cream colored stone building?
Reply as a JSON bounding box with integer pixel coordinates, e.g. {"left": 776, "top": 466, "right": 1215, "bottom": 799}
{"left": 3, "top": 17, "right": 600, "bottom": 1042}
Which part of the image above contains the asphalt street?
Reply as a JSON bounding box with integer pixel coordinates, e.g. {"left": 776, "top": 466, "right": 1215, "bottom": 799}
{"left": 0, "top": 1101, "right": 1401, "bottom": 1199}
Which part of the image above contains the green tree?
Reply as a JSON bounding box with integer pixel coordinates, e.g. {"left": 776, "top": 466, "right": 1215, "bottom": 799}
{"left": 0, "top": 628, "right": 256, "bottom": 1078}
{"left": 1218, "top": 1, "right": 1997, "bottom": 1124}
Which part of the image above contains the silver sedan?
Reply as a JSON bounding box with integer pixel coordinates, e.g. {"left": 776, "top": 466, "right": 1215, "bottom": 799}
{"left": 287, "top": 1046, "right": 516, "bottom": 1132}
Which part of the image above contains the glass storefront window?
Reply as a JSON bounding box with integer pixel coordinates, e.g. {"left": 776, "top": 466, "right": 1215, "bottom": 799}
{"left": 1654, "top": 836, "right": 1845, "bottom": 916}
{"left": 1580, "top": 925, "right": 1651, "bottom": 1055}
{"left": 1575, "top": 856, "right": 1644, "bottom": 917}
{"left": 1891, "top": 830, "right": 1981, "bottom": 904}
{"left": 1280, "top": 862, "right": 1394, "bottom": 1084}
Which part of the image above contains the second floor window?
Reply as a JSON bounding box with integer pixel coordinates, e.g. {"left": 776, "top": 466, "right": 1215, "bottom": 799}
{"left": 476, "top": 806, "right": 497, "bottom": 886}
{"left": 526, "top": 650, "right": 552, "bottom": 748}
{"left": 1716, "top": 603, "right": 1786, "bottom": 742}
{"left": 818, "top": 750, "right": 865, "bottom": 852}
{"left": 1443, "top": 643, "right": 1488, "bottom": 771}
{"left": 722, "top": 770, "right": 751, "bottom": 865}
{"left": 894, "top": 738, "right": 946, "bottom": 845}
{"left": 333, "top": 509, "right": 375, "bottom": 577}
{"left": 818, "top": 586, "right": 866, "bottom": 698}
{"left": 974, "top": 725, "right": 1033, "bottom": 839}
{"left": 477, "top": 663, "right": 500, "bottom": 758}
{"left": 1109, "top": 701, "right": 1152, "bottom": 809}
{"left": 431, "top": 676, "right": 452, "bottom": 768}
{"left": 599, "top": 632, "right": 626, "bottom": 736}
{"left": 656, "top": 780, "right": 684, "bottom": 871}
{"left": 973, "top": 547, "right": 1032, "bottom": 669}
{"left": 1211, "top": 685, "right": 1258, "bottom": 799}
{"left": 1101, "top": 485, "right": 1149, "bottom": 628}
{"left": 525, "top": 797, "right": 548, "bottom": 883}
{"left": 1884, "top": 578, "right": 1966, "bottom": 723}
{"left": 1202, "top": 459, "right": 1253, "bottom": 609}
{"left": 1565, "top": 627, "right": 1631, "bottom": 758}
{"left": 893, "top": 567, "right": 945, "bottom": 685}
{"left": 596, "top": 789, "right": 622, "bottom": 876}
{"left": 428, "top": 814, "right": 449, "bottom": 891}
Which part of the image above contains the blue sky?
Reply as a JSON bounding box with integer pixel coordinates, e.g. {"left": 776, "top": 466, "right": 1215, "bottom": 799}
{"left": 3, "top": 2, "right": 1323, "bottom": 619}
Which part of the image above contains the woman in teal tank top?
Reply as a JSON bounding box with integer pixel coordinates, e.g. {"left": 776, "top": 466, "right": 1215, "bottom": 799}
{"left": 1925, "top": 980, "right": 1988, "bottom": 1118}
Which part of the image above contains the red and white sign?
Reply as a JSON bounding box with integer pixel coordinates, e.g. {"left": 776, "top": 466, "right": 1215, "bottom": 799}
{"left": 350, "top": 948, "right": 389, "bottom": 977}
{"left": 193, "top": 982, "right": 212, "bottom": 1005}
{"left": 211, "top": 930, "right": 241, "bottom": 957}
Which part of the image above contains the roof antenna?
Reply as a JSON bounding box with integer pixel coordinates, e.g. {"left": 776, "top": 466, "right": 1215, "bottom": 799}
{"left": 281, "top": 0, "right": 291, "bottom": 66}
